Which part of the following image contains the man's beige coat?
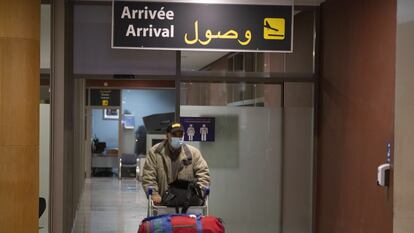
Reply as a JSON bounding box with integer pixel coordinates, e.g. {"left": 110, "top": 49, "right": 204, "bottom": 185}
{"left": 142, "top": 141, "right": 210, "bottom": 197}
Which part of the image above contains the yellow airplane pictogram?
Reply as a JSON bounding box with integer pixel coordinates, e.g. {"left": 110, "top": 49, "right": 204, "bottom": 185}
{"left": 102, "top": 100, "right": 109, "bottom": 106}
{"left": 263, "top": 18, "right": 285, "bottom": 40}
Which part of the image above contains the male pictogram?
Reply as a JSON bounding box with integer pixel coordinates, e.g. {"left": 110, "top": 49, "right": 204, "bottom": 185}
{"left": 200, "top": 124, "right": 208, "bottom": 142}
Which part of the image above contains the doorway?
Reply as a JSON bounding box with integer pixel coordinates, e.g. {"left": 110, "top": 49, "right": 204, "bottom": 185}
{"left": 90, "top": 107, "right": 120, "bottom": 177}
{"left": 85, "top": 87, "right": 176, "bottom": 179}
{"left": 67, "top": 3, "right": 319, "bottom": 233}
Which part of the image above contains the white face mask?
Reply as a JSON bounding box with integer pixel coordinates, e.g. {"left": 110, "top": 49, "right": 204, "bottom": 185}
{"left": 170, "top": 137, "right": 184, "bottom": 150}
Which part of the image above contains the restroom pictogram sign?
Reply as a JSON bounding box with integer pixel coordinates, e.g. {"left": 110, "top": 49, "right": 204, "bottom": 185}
{"left": 180, "top": 117, "right": 215, "bottom": 142}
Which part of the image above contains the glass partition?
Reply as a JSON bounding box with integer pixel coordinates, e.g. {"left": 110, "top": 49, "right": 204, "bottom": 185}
{"left": 181, "top": 82, "right": 282, "bottom": 233}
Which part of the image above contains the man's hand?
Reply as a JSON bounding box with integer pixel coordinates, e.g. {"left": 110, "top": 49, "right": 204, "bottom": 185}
{"left": 151, "top": 194, "right": 162, "bottom": 205}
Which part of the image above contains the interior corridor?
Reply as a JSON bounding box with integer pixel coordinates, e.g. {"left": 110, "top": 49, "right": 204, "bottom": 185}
{"left": 72, "top": 178, "right": 147, "bottom": 233}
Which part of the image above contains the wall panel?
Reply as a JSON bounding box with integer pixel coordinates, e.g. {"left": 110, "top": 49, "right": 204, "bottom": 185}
{"left": 0, "top": 1, "right": 40, "bottom": 232}
{"left": 317, "top": 1, "right": 396, "bottom": 233}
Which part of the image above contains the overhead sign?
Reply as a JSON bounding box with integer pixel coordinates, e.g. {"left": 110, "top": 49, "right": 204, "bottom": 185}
{"left": 112, "top": 1, "right": 293, "bottom": 52}
{"left": 90, "top": 89, "right": 121, "bottom": 107}
{"left": 181, "top": 117, "right": 215, "bottom": 142}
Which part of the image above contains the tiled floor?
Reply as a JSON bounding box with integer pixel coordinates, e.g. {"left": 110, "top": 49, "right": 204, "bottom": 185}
{"left": 72, "top": 178, "right": 148, "bottom": 233}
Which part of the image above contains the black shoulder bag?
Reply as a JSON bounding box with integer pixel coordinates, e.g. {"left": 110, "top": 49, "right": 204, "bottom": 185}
{"left": 161, "top": 179, "right": 205, "bottom": 214}
{"left": 161, "top": 144, "right": 205, "bottom": 213}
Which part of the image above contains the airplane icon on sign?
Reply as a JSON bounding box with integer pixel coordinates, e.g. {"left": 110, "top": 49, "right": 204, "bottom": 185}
{"left": 264, "top": 21, "right": 279, "bottom": 32}
{"left": 263, "top": 18, "right": 285, "bottom": 40}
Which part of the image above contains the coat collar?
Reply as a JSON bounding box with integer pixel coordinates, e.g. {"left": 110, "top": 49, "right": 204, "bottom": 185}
{"left": 157, "top": 142, "right": 188, "bottom": 182}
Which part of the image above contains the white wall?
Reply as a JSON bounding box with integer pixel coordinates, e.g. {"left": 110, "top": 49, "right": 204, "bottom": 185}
{"left": 394, "top": 1, "right": 414, "bottom": 232}
{"left": 41, "top": 5, "right": 50, "bottom": 69}
{"left": 39, "top": 104, "right": 50, "bottom": 233}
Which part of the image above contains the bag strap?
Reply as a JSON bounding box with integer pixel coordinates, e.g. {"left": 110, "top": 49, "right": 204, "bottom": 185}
{"left": 182, "top": 144, "right": 192, "bottom": 165}
{"left": 196, "top": 215, "right": 203, "bottom": 233}
{"left": 155, "top": 140, "right": 172, "bottom": 186}
{"left": 148, "top": 215, "right": 172, "bottom": 233}
{"left": 180, "top": 181, "right": 195, "bottom": 214}
{"left": 181, "top": 200, "right": 190, "bottom": 214}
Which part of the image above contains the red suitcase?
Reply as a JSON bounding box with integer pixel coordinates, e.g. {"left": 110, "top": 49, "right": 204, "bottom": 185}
{"left": 138, "top": 214, "right": 224, "bottom": 233}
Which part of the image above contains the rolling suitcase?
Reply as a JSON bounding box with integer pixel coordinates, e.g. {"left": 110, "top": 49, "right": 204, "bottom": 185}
{"left": 138, "top": 214, "right": 225, "bottom": 233}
